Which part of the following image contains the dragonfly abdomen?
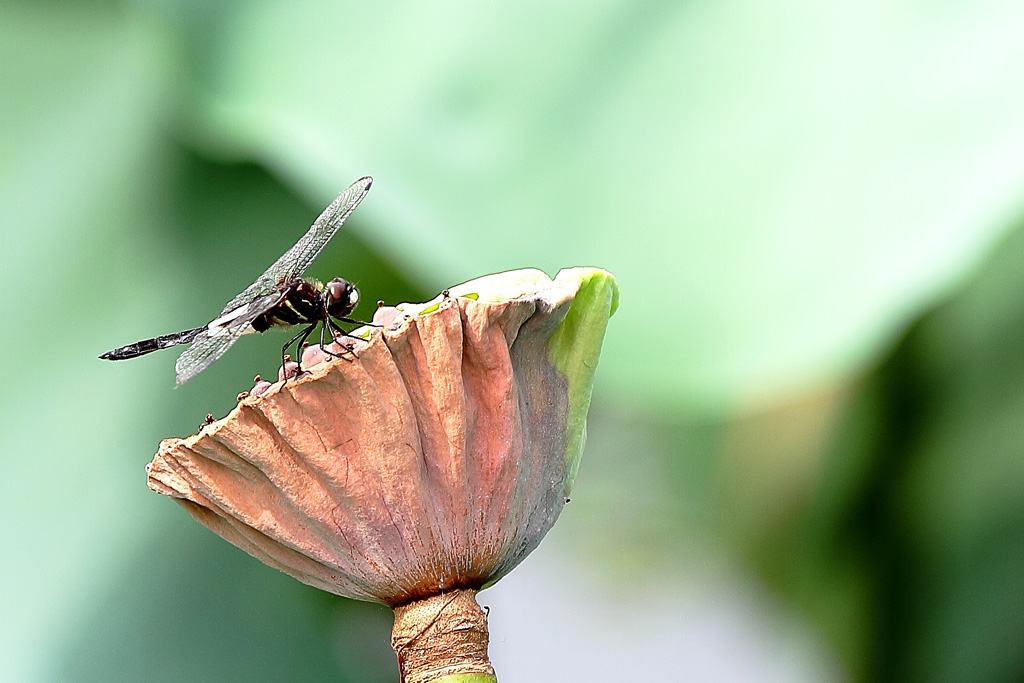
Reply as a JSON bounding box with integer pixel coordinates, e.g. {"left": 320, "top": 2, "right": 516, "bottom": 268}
{"left": 99, "top": 326, "right": 206, "bottom": 361}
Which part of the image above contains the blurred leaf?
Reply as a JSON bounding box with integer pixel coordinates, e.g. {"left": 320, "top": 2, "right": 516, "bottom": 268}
{"left": 156, "top": 0, "right": 1024, "bottom": 410}
{"left": 895, "top": 217, "right": 1024, "bottom": 683}
{"left": 0, "top": 5, "right": 175, "bottom": 682}
{"left": 53, "top": 517, "right": 398, "bottom": 683}
{"left": 774, "top": 215, "right": 1024, "bottom": 682}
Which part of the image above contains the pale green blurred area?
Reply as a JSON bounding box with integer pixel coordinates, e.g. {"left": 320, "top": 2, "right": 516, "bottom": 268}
{"left": 3, "top": 1, "right": 1024, "bottom": 681}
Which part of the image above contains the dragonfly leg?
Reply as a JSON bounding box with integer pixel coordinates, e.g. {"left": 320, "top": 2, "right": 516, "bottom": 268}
{"left": 322, "top": 320, "right": 357, "bottom": 361}
{"left": 319, "top": 321, "right": 345, "bottom": 359}
{"left": 282, "top": 323, "right": 317, "bottom": 380}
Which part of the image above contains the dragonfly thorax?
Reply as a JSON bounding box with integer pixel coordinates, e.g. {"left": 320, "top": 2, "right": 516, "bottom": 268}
{"left": 249, "top": 278, "right": 359, "bottom": 333}
{"left": 250, "top": 280, "right": 320, "bottom": 331}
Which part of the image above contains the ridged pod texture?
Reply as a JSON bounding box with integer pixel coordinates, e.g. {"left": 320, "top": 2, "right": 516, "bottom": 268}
{"left": 147, "top": 268, "right": 617, "bottom": 605}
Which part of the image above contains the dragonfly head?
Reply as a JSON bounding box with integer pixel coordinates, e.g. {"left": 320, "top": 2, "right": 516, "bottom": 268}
{"left": 325, "top": 278, "right": 359, "bottom": 319}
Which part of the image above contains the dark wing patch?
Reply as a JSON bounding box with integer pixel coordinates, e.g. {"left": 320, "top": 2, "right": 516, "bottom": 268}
{"left": 219, "top": 176, "right": 373, "bottom": 316}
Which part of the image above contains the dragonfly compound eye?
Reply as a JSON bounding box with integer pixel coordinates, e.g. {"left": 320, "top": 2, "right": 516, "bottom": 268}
{"left": 326, "top": 278, "right": 358, "bottom": 317}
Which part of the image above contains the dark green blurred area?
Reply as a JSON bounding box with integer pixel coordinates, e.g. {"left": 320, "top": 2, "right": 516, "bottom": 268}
{"left": 4, "top": 1, "right": 1024, "bottom": 681}
{"left": 780, "top": 222, "right": 1024, "bottom": 683}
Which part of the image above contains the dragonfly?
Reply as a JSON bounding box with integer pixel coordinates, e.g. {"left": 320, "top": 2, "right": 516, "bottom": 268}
{"left": 100, "top": 176, "right": 374, "bottom": 384}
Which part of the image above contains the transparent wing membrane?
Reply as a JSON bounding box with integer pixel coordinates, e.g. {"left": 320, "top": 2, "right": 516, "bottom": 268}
{"left": 174, "top": 291, "right": 287, "bottom": 384}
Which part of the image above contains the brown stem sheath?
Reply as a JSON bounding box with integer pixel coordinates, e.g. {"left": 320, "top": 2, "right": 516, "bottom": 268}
{"left": 391, "top": 589, "right": 494, "bottom": 683}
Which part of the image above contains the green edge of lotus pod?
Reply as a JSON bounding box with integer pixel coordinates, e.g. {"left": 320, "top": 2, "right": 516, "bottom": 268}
{"left": 547, "top": 267, "right": 619, "bottom": 493}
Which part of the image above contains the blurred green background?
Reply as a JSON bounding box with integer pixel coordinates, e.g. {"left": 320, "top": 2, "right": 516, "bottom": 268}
{"left": 4, "top": 1, "right": 1024, "bottom": 681}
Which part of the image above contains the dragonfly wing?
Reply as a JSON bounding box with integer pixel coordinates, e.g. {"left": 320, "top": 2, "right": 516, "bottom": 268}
{"left": 174, "top": 291, "right": 287, "bottom": 384}
{"left": 220, "top": 176, "right": 373, "bottom": 315}
{"left": 173, "top": 329, "right": 245, "bottom": 385}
